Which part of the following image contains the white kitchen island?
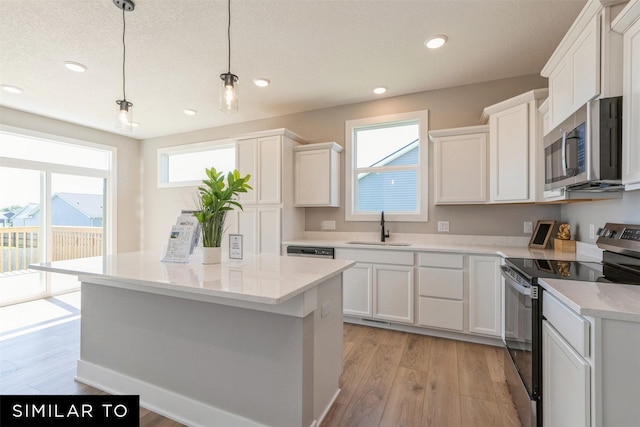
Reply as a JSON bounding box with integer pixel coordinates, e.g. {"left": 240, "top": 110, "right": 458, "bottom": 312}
{"left": 31, "top": 251, "right": 354, "bottom": 427}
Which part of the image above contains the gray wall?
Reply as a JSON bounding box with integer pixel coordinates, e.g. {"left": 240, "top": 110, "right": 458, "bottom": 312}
{"left": 141, "top": 74, "right": 562, "bottom": 249}
{"left": 561, "top": 191, "right": 640, "bottom": 243}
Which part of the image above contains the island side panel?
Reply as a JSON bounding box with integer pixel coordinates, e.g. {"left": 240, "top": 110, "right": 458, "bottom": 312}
{"left": 314, "top": 274, "right": 343, "bottom": 422}
{"left": 78, "top": 281, "right": 313, "bottom": 427}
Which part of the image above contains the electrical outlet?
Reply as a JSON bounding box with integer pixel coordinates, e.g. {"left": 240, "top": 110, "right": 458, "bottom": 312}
{"left": 437, "top": 221, "right": 449, "bottom": 232}
{"left": 524, "top": 221, "right": 533, "bottom": 234}
{"left": 321, "top": 220, "right": 336, "bottom": 230}
{"left": 589, "top": 224, "right": 595, "bottom": 239}
{"left": 321, "top": 301, "right": 331, "bottom": 318}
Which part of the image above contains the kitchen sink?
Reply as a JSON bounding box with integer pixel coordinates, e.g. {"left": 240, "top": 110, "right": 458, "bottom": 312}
{"left": 346, "top": 241, "right": 411, "bottom": 246}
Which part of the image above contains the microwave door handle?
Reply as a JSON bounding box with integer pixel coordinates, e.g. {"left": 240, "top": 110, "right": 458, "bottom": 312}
{"left": 561, "top": 131, "right": 568, "bottom": 176}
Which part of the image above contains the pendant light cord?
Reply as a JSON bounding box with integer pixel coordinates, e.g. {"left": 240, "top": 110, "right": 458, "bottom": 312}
{"left": 227, "top": 0, "right": 231, "bottom": 73}
{"left": 122, "top": 7, "right": 127, "bottom": 100}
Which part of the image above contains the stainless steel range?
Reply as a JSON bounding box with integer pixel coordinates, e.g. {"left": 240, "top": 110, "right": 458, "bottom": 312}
{"left": 501, "top": 223, "right": 640, "bottom": 427}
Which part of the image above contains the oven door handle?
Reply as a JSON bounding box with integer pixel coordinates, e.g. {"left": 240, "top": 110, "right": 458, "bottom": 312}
{"left": 500, "top": 266, "right": 531, "bottom": 296}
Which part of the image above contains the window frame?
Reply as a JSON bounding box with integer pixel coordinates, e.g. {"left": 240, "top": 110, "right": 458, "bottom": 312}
{"left": 157, "top": 139, "right": 236, "bottom": 188}
{"left": 345, "top": 110, "right": 429, "bottom": 222}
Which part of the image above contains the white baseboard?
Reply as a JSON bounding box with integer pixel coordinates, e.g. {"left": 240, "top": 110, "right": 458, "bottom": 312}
{"left": 76, "top": 360, "right": 267, "bottom": 427}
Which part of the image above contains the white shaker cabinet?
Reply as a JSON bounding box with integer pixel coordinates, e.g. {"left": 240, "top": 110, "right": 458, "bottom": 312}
{"left": 542, "top": 320, "right": 591, "bottom": 427}
{"left": 541, "top": 1, "right": 623, "bottom": 130}
{"left": 468, "top": 255, "right": 502, "bottom": 337}
{"left": 336, "top": 248, "right": 414, "bottom": 324}
{"left": 236, "top": 135, "right": 282, "bottom": 205}
{"left": 231, "top": 129, "right": 306, "bottom": 254}
{"left": 342, "top": 262, "right": 373, "bottom": 318}
{"left": 613, "top": 3, "right": 640, "bottom": 191}
{"left": 294, "top": 142, "right": 343, "bottom": 207}
{"left": 417, "top": 252, "right": 465, "bottom": 331}
{"left": 481, "top": 89, "right": 548, "bottom": 203}
{"left": 429, "top": 126, "right": 489, "bottom": 204}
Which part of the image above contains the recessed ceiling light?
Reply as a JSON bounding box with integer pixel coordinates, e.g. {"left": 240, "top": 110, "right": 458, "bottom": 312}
{"left": 132, "top": 122, "right": 140, "bottom": 127}
{"left": 184, "top": 109, "right": 197, "bottom": 116}
{"left": 1, "top": 84, "right": 23, "bottom": 94}
{"left": 63, "top": 61, "right": 87, "bottom": 72}
{"left": 253, "top": 78, "right": 270, "bottom": 87}
{"left": 373, "top": 86, "right": 387, "bottom": 95}
{"left": 425, "top": 35, "right": 448, "bottom": 49}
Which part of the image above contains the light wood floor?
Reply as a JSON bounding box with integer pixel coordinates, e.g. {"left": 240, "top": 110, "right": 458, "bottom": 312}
{"left": 0, "top": 298, "right": 521, "bottom": 427}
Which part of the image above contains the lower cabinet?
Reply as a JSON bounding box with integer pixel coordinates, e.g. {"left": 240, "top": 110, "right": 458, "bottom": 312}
{"left": 468, "top": 255, "right": 502, "bottom": 337}
{"left": 417, "top": 253, "right": 464, "bottom": 331}
{"left": 342, "top": 263, "right": 373, "bottom": 318}
{"left": 542, "top": 320, "right": 590, "bottom": 427}
{"left": 337, "top": 248, "right": 503, "bottom": 339}
{"left": 336, "top": 249, "right": 414, "bottom": 324}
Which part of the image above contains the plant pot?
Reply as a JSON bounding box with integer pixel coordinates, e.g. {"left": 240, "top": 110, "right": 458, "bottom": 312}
{"left": 201, "top": 246, "right": 222, "bottom": 264}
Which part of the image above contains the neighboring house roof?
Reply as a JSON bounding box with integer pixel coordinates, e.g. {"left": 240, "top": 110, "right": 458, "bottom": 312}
{"left": 12, "top": 203, "right": 39, "bottom": 221}
{"left": 368, "top": 138, "right": 419, "bottom": 169}
{"left": 55, "top": 193, "right": 103, "bottom": 219}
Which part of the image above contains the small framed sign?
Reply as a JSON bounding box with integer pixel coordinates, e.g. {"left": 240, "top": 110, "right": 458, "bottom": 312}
{"left": 229, "top": 234, "right": 243, "bottom": 260}
{"left": 528, "top": 220, "right": 556, "bottom": 249}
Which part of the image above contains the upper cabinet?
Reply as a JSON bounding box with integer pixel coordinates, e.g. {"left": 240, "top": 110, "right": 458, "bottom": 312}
{"left": 613, "top": 1, "right": 640, "bottom": 191}
{"left": 481, "top": 89, "right": 548, "bottom": 203}
{"left": 294, "top": 142, "right": 343, "bottom": 207}
{"left": 541, "top": 0, "right": 624, "bottom": 131}
{"left": 232, "top": 128, "right": 307, "bottom": 254}
{"left": 429, "top": 125, "right": 489, "bottom": 204}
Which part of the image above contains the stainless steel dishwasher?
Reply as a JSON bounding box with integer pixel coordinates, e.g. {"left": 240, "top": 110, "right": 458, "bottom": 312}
{"left": 286, "top": 246, "right": 334, "bottom": 259}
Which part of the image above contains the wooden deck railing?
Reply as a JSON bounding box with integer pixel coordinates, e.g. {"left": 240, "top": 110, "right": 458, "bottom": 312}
{"left": 0, "top": 226, "right": 102, "bottom": 273}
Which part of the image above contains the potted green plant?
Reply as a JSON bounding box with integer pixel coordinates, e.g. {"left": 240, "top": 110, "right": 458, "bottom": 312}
{"left": 195, "top": 167, "right": 252, "bottom": 264}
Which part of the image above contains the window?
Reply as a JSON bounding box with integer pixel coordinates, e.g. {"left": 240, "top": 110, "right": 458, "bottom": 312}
{"left": 345, "top": 110, "right": 428, "bottom": 222}
{"left": 158, "top": 140, "right": 235, "bottom": 187}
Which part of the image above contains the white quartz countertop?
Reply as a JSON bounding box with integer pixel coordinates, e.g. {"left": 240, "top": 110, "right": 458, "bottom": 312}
{"left": 30, "top": 251, "right": 355, "bottom": 305}
{"left": 541, "top": 278, "right": 640, "bottom": 322}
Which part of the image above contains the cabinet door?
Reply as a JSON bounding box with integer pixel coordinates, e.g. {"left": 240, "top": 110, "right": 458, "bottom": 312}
{"left": 257, "top": 207, "right": 281, "bottom": 254}
{"left": 572, "top": 16, "right": 600, "bottom": 110}
{"left": 622, "top": 18, "right": 640, "bottom": 189}
{"left": 257, "top": 136, "right": 282, "bottom": 204}
{"left": 343, "top": 263, "right": 373, "bottom": 318}
{"left": 373, "top": 265, "right": 414, "bottom": 323}
{"left": 549, "top": 58, "right": 573, "bottom": 128}
{"left": 295, "top": 149, "right": 337, "bottom": 206}
{"left": 543, "top": 320, "right": 591, "bottom": 427}
{"left": 236, "top": 139, "right": 258, "bottom": 205}
{"left": 237, "top": 207, "right": 257, "bottom": 253}
{"left": 433, "top": 133, "right": 487, "bottom": 204}
{"left": 489, "top": 103, "right": 530, "bottom": 202}
{"left": 468, "top": 255, "right": 502, "bottom": 337}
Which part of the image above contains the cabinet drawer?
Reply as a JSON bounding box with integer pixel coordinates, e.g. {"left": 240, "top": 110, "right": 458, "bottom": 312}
{"left": 335, "top": 248, "right": 414, "bottom": 266}
{"left": 417, "top": 252, "right": 463, "bottom": 268}
{"left": 418, "top": 297, "right": 463, "bottom": 331}
{"left": 543, "top": 292, "right": 590, "bottom": 357}
{"left": 418, "top": 267, "right": 463, "bottom": 299}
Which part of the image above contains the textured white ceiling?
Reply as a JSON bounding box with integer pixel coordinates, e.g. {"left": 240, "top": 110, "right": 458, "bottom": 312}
{"left": 0, "top": 0, "right": 586, "bottom": 139}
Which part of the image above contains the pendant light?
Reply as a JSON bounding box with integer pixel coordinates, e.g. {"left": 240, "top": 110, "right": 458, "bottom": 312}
{"left": 114, "top": 0, "right": 135, "bottom": 131}
{"left": 219, "top": 0, "right": 238, "bottom": 112}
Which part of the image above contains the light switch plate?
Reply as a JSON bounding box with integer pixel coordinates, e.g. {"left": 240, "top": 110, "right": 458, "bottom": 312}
{"left": 524, "top": 221, "right": 533, "bottom": 233}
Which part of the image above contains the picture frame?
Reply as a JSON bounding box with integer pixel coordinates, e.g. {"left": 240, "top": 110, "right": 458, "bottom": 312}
{"left": 229, "top": 234, "right": 243, "bottom": 260}
{"left": 528, "top": 220, "right": 556, "bottom": 249}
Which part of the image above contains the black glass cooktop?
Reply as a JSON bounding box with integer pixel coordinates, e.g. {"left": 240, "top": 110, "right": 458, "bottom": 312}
{"left": 505, "top": 258, "right": 640, "bottom": 285}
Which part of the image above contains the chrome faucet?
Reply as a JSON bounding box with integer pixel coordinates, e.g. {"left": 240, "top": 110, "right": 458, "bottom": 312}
{"left": 380, "top": 211, "right": 390, "bottom": 242}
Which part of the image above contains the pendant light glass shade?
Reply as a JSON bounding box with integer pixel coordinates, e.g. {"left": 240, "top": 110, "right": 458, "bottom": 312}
{"left": 220, "top": 72, "right": 238, "bottom": 112}
{"left": 115, "top": 99, "right": 133, "bottom": 132}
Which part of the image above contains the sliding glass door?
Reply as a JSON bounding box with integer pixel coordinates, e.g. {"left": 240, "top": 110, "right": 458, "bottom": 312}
{"left": 0, "top": 130, "right": 113, "bottom": 306}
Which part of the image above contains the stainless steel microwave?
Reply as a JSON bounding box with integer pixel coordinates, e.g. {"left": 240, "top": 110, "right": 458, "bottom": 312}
{"left": 544, "top": 96, "right": 623, "bottom": 191}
